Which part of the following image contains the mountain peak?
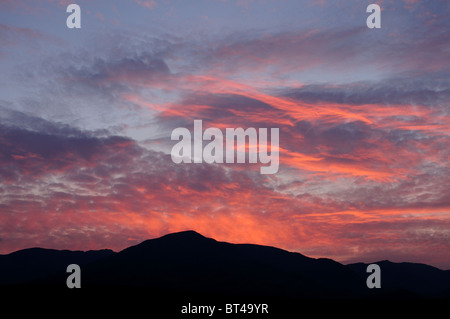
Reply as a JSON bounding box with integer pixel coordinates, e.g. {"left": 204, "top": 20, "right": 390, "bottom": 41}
{"left": 161, "top": 230, "right": 206, "bottom": 239}
{"left": 155, "top": 230, "right": 214, "bottom": 245}
{"left": 120, "top": 230, "right": 213, "bottom": 254}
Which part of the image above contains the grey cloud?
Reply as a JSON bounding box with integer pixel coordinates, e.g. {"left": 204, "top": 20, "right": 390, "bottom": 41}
{"left": 282, "top": 76, "right": 450, "bottom": 109}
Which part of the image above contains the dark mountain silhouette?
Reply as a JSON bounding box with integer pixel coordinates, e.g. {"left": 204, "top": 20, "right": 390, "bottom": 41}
{"left": 1, "top": 230, "right": 449, "bottom": 302}
{"left": 0, "top": 247, "right": 114, "bottom": 285}
{"left": 78, "top": 230, "right": 365, "bottom": 298}
{"left": 347, "top": 260, "right": 450, "bottom": 298}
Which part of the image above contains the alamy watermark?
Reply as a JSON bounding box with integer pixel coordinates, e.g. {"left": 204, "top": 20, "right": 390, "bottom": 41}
{"left": 170, "top": 120, "right": 279, "bottom": 174}
{"left": 65, "top": 3, "right": 380, "bottom": 30}
{"left": 66, "top": 264, "right": 81, "bottom": 288}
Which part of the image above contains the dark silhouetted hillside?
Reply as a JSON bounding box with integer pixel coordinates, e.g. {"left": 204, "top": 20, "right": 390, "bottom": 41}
{"left": 1, "top": 230, "right": 449, "bottom": 301}
{"left": 347, "top": 260, "right": 450, "bottom": 298}
{"left": 78, "top": 230, "right": 365, "bottom": 298}
{"left": 0, "top": 247, "right": 114, "bottom": 285}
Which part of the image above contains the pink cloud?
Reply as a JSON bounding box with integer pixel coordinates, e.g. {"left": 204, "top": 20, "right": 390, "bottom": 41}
{"left": 136, "top": 0, "right": 157, "bottom": 10}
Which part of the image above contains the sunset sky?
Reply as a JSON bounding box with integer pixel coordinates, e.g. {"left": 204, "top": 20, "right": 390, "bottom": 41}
{"left": 0, "top": 0, "right": 449, "bottom": 269}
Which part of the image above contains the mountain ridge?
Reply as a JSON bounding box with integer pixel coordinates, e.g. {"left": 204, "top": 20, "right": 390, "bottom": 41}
{"left": 1, "top": 230, "right": 449, "bottom": 299}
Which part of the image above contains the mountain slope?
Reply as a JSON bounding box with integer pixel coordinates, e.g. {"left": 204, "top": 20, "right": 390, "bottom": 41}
{"left": 1, "top": 230, "right": 449, "bottom": 300}
{"left": 0, "top": 247, "right": 114, "bottom": 285}
{"left": 79, "top": 230, "right": 364, "bottom": 297}
{"left": 347, "top": 260, "right": 450, "bottom": 297}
